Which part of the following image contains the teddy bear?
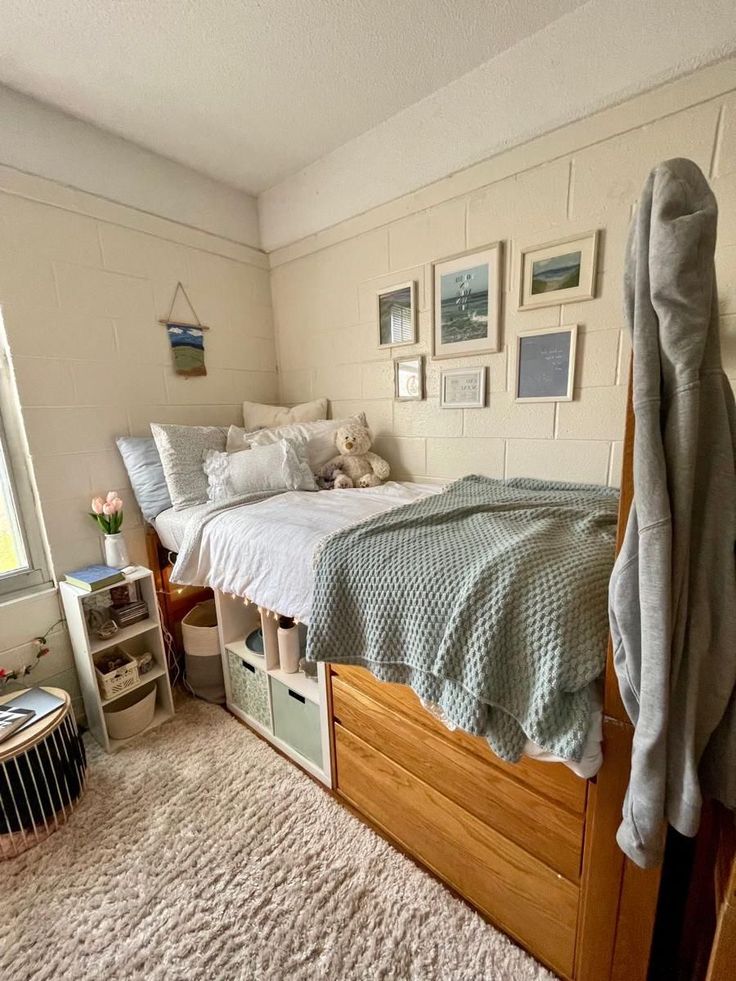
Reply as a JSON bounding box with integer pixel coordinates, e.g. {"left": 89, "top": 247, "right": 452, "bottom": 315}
{"left": 319, "top": 423, "right": 390, "bottom": 489}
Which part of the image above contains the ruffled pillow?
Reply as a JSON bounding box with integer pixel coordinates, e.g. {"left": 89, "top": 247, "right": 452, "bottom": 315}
{"left": 203, "top": 438, "right": 316, "bottom": 502}
{"left": 226, "top": 413, "right": 367, "bottom": 471}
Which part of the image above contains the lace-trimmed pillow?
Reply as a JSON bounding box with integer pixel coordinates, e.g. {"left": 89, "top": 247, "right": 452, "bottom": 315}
{"left": 203, "top": 438, "right": 316, "bottom": 501}
{"left": 226, "top": 413, "right": 367, "bottom": 471}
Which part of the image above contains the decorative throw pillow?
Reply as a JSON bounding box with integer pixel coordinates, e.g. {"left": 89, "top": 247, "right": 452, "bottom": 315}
{"left": 115, "top": 436, "right": 172, "bottom": 523}
{"left": 203, "top": 439, "right": 317, "bottom": 501}
{"left": 151, "top": 423, "right": 227, "bottom": 510}
{"left": 242, "top": 398, "right": 328, "bottom": 430}
{"left": 226, "top": 414, "right": 368, "bottom": 471}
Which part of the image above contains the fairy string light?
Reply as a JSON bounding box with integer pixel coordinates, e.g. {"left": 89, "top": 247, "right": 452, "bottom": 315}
{"left": 0, "top": 618, "right": 64, "bottom": 690}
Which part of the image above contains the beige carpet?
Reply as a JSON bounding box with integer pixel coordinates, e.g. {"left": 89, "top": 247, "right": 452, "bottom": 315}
{"left": 4, "top": 696, "right": 554, "bottom": 981}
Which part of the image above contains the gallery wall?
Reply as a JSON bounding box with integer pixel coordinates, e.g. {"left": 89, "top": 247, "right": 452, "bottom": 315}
{"left": 0, "top": 163, "right": 276, "bottom": 715}
{"left": 269, "top": 62, "right": 736, "bottom": 486}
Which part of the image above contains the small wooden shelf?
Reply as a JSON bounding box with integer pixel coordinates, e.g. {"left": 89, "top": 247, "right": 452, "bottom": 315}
{"left": 60, "top": 566, "right": 175, "bottom": 753}
{"left": 90, "top": 618, "right": 159, "bottom": 655}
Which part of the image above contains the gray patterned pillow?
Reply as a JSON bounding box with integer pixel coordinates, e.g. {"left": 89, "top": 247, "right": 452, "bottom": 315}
{"left": 151, "top": 423, "right": 227, "bottom": 510}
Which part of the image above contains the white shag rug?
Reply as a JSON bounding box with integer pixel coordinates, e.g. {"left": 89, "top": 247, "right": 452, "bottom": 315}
{"left": 4, "top": 696, "right": 554, "bottom": 981}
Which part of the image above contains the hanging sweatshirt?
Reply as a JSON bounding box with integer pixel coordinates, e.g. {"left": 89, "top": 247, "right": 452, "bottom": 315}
{"left": 609, "top": 157, "right": 736, "bottom": 869}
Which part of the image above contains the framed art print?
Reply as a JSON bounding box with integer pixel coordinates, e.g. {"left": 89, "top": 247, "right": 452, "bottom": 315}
{"left": 432, "top": 243, "right": 502, "bottom": 359}
{"left": 394, "top": 356, "right": 424, "bottom": 401}
{"left": 519, "top": 231, "right": 598, "bottom": 310}
{"left": 377, "top": 281, "right": 417, "bottom": 348}
{"left": 515, "top": 324, "right": 578, "bottom": 402}
{"left": 440, "top": 366, "right": 486, "bottom": 409}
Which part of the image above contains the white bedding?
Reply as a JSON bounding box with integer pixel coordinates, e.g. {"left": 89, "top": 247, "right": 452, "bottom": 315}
{"left": 169, "top": 481, "right": 603, "bottom": 777}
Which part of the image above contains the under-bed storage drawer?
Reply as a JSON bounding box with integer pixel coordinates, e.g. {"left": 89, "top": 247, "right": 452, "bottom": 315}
{"left": 331, "top": 663, "right": 586, "bottom": 815}
{"left": 226, "top": 650, "right": 272, "bottom": 731}
{"left": 335, "top": 725, "right": 578, "bottom": 980}
{"left": 332, "top": 675, "right": 584, "bottom": 881}
{"left": 271, "top": 679, "right": 322, "bottom": 768}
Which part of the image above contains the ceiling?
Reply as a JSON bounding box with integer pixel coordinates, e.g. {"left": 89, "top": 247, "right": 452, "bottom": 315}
{"left": 0, "top": 0, "right": 589, "bottom": 195}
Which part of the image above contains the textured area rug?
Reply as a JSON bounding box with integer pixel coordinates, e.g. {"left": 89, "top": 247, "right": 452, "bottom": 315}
{"left": 3, "top": 696, "right": 554, "bottom": 980}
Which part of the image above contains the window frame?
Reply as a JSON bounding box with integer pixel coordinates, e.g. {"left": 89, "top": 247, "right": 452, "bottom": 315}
{"left": 0, "top": 344, "right": 50, "bottom": 600}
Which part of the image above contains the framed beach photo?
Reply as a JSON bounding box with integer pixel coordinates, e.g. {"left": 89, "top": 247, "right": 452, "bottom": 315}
{"left": 519, "top": 231, "right": 598, "bottom": 310}
{"left": 377, "top": 281, "right": 417, "bottom": 348}
{"left": 440, "top": 366, "right": 486, "bottom": 409}
{"left": 432, "top": 243, "right": 502, "bottom": 359}
{"left": 394, "top": 356, "right": 424, "bottom": 401}
{"left": 515, "top": 324, "right": 578, "bottom": 402}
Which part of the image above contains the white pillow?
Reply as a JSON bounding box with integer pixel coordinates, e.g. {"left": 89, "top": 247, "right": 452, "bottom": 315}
{"left": 242, "top": 398, "right": 328, "bottom": 430}
{"left": 226, "top": 414, "right": 368, "bottom": 471}
{"left": 203, "top": 439, "right": 317, "bottom": 501}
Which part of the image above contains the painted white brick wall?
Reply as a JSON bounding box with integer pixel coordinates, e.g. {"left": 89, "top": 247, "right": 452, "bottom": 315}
{"left": 271, "top": 72, "right": 736, "bottom": 491}
{"left": 0, "top": 169, "right": 276, "bottom": 714}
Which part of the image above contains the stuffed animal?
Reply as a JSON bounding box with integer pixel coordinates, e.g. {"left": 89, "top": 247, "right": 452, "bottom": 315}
{"left": 320, "top": 423, "right": 390, "bottom": 489}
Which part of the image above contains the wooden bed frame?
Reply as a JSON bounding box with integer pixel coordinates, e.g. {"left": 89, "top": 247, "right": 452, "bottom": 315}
{"left": 145, "top": 372, "right": 670, "bottom": 979}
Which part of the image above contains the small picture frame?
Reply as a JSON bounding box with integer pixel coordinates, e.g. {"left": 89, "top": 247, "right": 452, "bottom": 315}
{"left": 519, "top": 231, "right": 598, "bottom": 310}
{"left": 377, "top": 281, "right": 417, "bottom": 348}
{"left": 515, "top": 324, "right": 578, "bottom": 402}
{"left": 394, "top": 355, "right": 424, "bottom": 401}
{"left": 432, "top": 243, "right": 502, "bottom": 359}
{"left": 440, "top": 366, "right": 486, "bottom": 409}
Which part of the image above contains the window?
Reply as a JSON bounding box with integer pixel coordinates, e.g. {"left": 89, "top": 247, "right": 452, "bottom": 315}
{"left": 0, "top": 324, "right": 49, "bottom": 599}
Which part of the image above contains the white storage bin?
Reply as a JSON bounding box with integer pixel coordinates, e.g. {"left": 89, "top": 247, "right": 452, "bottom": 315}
{"left": 104, "top": 681, "right": 156, "bottom": 740}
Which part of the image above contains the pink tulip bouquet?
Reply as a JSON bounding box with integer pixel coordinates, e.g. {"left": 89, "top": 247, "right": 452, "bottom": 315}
{"left": 89, "top": 491, "right": 124, "bottom": 535}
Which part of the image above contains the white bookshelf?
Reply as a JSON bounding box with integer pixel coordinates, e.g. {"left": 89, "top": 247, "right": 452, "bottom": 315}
{"left": 215, "top": 592, "right": 332, "bottom": 787}
{"left": 59, "top": 566, "right": 175, "bottom": 753}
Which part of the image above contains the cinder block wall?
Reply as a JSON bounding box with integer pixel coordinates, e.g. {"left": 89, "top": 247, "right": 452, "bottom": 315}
{"left": 0, "top": 168, "right": 276, "bottom": 712}
{"left": 270, "top": 68, "right": 736, "bottom": 487}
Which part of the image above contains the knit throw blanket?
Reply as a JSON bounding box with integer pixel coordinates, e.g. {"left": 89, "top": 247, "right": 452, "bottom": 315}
{"left": 307, "top": 475, "right": 619, "bottom": 762}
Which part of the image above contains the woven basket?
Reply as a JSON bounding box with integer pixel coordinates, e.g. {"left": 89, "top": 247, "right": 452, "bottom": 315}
{"left": 182, "top": 600, "right": 219, "bottom": 657}
{"left": 94, "top": 648, "right": 139, "bottom": 700}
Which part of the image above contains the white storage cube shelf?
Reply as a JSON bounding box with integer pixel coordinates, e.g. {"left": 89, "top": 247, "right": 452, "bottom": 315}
{"left": 215, "top": 592, "right": 332, "bottom": 787}
{"left": 60, "top": 567, "right": 174, "bottom": 753}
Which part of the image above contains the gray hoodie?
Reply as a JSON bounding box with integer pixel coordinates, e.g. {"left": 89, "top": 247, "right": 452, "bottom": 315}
{"left": 609, "top": 158, "right": 736, "bottom": 869}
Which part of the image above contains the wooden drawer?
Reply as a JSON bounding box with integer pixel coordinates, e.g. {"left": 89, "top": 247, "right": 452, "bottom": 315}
{"left": 335, "top": 725, "right": 578, "bottom": 980}
{"left": 331, "top": 663, "right": 587, "bottom": 815}
{"left": 332, "top": 675, "right": 583, "bottom": 881}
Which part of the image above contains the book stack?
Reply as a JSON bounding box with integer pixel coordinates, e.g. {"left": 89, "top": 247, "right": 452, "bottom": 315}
{"left": 65, "top": 564, "right": 125, "bottom": 592}
{"left": 111, "top": 600, "right": 149, "bottom": 628}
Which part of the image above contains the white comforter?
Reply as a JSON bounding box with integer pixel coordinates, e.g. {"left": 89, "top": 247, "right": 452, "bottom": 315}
{"left": 173, "top": 482, "right": 441, "bottom": 622}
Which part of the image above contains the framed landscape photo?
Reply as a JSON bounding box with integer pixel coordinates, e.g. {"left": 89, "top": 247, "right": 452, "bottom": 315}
{"left": 394, "top": 356, "right": 424, "bottom": 401}
{"left": 432, "top": 243, "right": 502, "bottom": 359}
{"left": 515, "top": 324, "right": 578, "bottom": 402}
{"left": 377, "top": 281, "right": 416, "bottom": 348}
{"left": 440, "top": 366, "right": 486, "bottom": 409}
{"left": 519, "top": 231, "right": 598, "bottom": 310}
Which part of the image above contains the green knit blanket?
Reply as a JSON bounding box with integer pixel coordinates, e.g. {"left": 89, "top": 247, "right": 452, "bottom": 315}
{"left": 307, "top": 475, "right": 619, "bottom": 762}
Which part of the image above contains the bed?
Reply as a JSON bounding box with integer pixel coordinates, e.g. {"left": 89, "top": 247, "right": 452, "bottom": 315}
{"left": 143, "top": 380, "right": 662, "bottom": 981}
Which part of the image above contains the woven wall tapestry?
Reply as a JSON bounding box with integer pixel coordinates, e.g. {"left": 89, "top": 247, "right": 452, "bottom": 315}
{"left": 159, "top": 282, "right": 210, "bottom": 377}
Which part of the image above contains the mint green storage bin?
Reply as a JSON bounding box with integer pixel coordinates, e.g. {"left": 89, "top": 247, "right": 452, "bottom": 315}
{"left": 271, "top": 679, "right": 322, "bottom": 768}
{"left": 226, "top": 650, "right": 272, "bottom": 732}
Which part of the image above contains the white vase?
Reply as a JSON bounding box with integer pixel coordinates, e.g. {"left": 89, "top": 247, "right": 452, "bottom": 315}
{"left": 104, "top": 533, "right": 130, "bottom": 569}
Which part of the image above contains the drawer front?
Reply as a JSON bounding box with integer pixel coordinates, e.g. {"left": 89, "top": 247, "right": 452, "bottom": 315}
{"left": 332, "top": 676, "right": 583, "bottom": 881}
{"left": 271, "top": 679, "right": 322, "bottom": 768}
{"left": 335, "top": 725, "right": 577, "bottom": 980}
{"left": 331, "top": 663, "right": 586, "bottom": 815}
{"left": 226, "top": 651, "right": 272, "bottom": 731}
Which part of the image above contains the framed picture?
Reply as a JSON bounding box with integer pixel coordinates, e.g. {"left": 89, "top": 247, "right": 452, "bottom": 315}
{"left": 377, "top": 281, "right": 416, "bottom": 348}
{"left": 394, "top": 356, "right": 424, "bottom": 401}
{"left": 440, "top": 366, "right": 486, "bottom": 409}
{"left": 432, "top": 243, "right": 502, "bottom": 359}
{"left": 514, "top": 324, "right": 578, "bottom": 402}
{"left": 519, "top": 231, "right": 598, "bottom": 310}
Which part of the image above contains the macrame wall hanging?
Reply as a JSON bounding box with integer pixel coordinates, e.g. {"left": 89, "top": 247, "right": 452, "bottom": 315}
{"left": 158, "top": 282, "right": 211, "bottom": 377}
